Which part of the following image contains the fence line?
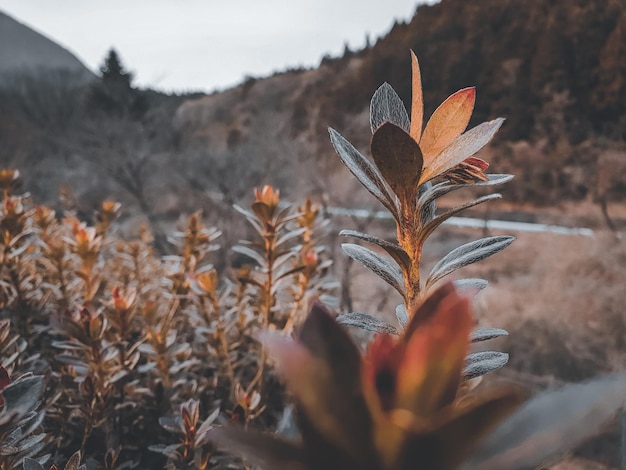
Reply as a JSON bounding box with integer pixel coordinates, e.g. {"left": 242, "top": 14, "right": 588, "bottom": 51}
{"left": 326, "top": 206, "right": 595, "bottom": 237}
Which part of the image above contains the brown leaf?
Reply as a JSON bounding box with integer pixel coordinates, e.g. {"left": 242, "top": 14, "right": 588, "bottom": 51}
{"left": 263, "top": 303, "right": 376, "bottom": 466}
{"left": 420, "top": 87, "right": 476, "bottom": 160}
{"left": 395, "top": 386, "right": 524, "bottom": 470}
{"left": 371, "top": 122, "right": 423, "bottom": 203}
{"left": 419, "top": 118, "right": 504, "bottom": 184}
{"left": 410, "top": 50, "right": 424, "bottom": 143}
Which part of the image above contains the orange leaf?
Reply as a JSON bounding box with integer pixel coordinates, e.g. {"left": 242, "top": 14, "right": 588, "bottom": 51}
{"left": 420, "top": 87, "right": 476, "bottom": 161}
{"left": 419, "top": 118, "right": 504, "bottom": 184}
{"left": 410, "top": 50, "right": 424, "bottom": 143}
{"left": 396, "top": 282, "right": 472, "bottom": 417}
{"left": 371, "top": 122, "right": 423, "bottom": 203}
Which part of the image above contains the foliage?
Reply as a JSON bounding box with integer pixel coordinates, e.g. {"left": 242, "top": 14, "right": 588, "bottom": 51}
{"left": 330, "top": 51, "right": 511, "bottom": 381}
{"left": 88, "top": 48, "right": 146, "bottom": 118}
{"left": 1, "top": 45, "right": 625, "bottom": 470}
{"left": 209, "top": 52, "right": 626, "bottom": 470}
{"left": 0, "top": 169, "right": 335, "bottom": 468}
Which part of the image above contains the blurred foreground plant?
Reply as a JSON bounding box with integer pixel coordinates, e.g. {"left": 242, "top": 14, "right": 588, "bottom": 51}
{"left": 212, "top": 282, "right": 626, "bottom": 470}
{"left": 211, "top": 51, "right": 626, "bottom": 470}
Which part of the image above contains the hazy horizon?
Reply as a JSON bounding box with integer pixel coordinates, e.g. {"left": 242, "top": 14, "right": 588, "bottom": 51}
{"left": 0, "top": 1, "right": 437, "bottom": 93}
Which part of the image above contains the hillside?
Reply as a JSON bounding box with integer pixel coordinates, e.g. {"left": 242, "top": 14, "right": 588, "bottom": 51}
{"left": 0, "top": 11, "right": 94, "bottom": 85}
{"left": 0, "top": 0, "right": 625, "bottom": 231}
{"left": 176, "top": 0, "right": 626, "bottom": 210}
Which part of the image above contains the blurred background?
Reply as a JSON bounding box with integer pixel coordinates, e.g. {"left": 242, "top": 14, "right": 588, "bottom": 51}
{"left": 1, "top": 0, "right": 625, "bottom": 467}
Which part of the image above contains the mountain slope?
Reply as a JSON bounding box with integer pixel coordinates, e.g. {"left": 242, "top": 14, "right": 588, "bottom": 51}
{"left": 174, "top": 0, "right": 626, "bottom": 207}
{"left": 0, "top": 10, "right": 94, "bottom": 84}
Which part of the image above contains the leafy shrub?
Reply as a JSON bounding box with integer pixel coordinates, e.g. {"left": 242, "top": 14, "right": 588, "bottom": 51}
{"left": 1, "top": 50, "right": 625, "bottom": 470}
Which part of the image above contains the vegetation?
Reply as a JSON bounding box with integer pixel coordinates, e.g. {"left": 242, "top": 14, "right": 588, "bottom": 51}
{"left": 0, "top": 167, "right": 334, "bottom": 468}
{"left": 1, "top": 49, "right": 625, "bottom": 470}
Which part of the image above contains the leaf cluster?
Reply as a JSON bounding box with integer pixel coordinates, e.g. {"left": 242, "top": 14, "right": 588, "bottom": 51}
{"left": 0, "top": 171, "right": 335, "bottom": 469}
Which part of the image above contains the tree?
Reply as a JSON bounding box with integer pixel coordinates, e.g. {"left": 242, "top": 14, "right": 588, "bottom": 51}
{"left": 88, "top": 48, "right": 146, "bottom": 116}
{"left": 100, "top": 48, "right": 133, "bottom": 88}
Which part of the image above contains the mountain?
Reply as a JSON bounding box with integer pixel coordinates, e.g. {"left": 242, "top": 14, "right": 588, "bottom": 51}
{"left": 1, "top": 0, "right": 625, "bottom": 225}
{"left": 175, "top": 0, "right": 626, "bottom": 207}
{"left": 0, "top": 10, "right": 94, "bottom": 85}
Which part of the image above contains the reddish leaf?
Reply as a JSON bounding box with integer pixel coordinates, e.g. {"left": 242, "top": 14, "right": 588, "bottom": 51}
{"left": 263, "top": 303, "right": 376, "bottom": 466}
{"left": 419, "top": 118, "right": 504, "bottom": 184}
{"left": 396, "top": 282, "right": 473, "bottom": 416}
{"left": 420, "top": 87, "right": 476, "bottom": 161}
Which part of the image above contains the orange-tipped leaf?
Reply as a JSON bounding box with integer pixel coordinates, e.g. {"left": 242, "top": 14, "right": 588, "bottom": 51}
{"left": 420, "top": 87, "right": 476, "bottom": 161}
{"left": 410, "top": 50, "right": 424, "bottom": 142}
{"left": 396, "top": 283, "right": 473, "bottom": 417}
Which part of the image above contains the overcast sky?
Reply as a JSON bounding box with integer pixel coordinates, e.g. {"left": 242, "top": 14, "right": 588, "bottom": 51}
{"left": 0, "top": 0, "right": 436, "bottom": 93}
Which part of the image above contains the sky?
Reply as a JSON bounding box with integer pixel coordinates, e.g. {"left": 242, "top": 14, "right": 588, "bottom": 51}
{"left": 0, "top": 0, "right": 436, "bottom": 93}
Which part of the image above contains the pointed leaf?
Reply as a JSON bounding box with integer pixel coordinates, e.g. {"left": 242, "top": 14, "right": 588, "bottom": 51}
{"left": 262, "top": 303, "right": 377, "bottom": 466}
{"left": 419, "top": 194, "right": 502, "bottom": 243}
{"left": 420, "top": 118, "right": 505, "bottom": 184}
{"left": 395, "top": 303, "right": 409, "bottom": 328}
{"left": 341, "top": 243, "right": 405, "bottom": 295}
{"left": 275, "top": 265, "right": 307, "bottom": 282}
{"left": 159, "top": 416, "right": 183, "bottom": 434}
{"left": 23, "top": 458, "right": 45, "bottom": 470}
{"left": 371, "top": 122, "right": 423, "bottom": 202}
{"left": 65, "top": 451, "right": 82, "bottom": 470}
{"left": 276, "top": 227, "right": 307, "bottom": 247}
{"left": 427, "top": 236, "right": 515, "bottom": 288}
{"left": 466, "top": 374, "right": 626, "bottom": 470}
{"left": 340, "top": 229, "right": 411, "bottom": 273}
{"left": 421, "top": 87, "right": 476, "bottom": 160}
{"left": 2, "top": 375, "right": 44, "bottom": 417}
{"left": 471, "top": 328, "right": 508, "bottom": 343}
{"left": 418, "top": 181, "right": 437, "bottom": 225}
{"left": 370, "top": 82, "right": 410, "bottom": 133}
{"left": 231, "top": 245, "right": 266, "bottom": 267}
{"left": 15, "top": 433, "right": 46, "bottom": 453}
{"left": 232, "top": 204, "right": 264, "bottom": 235}
{"left": 454, "top": 278, "right": 489, "bottom": 294}
{"left": 329, "top": 128, "right": 399, "bottom": 219}
{"left": 397, "top": 282, "right": 473, "bottom": 414}
{"left": 463, "top": 351, "right": 509, "bottom": 379}
{"left": 147, "top": 444, "right": 181, "bottom": 459}
{"left": 417, "top": 174, "right": 514, "bottom": 212}
{"left": 410, "top": 50, "right": 423, "bottom": 142}
{"left": 336, "top": 313, "right": 400, "bottom": 335}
